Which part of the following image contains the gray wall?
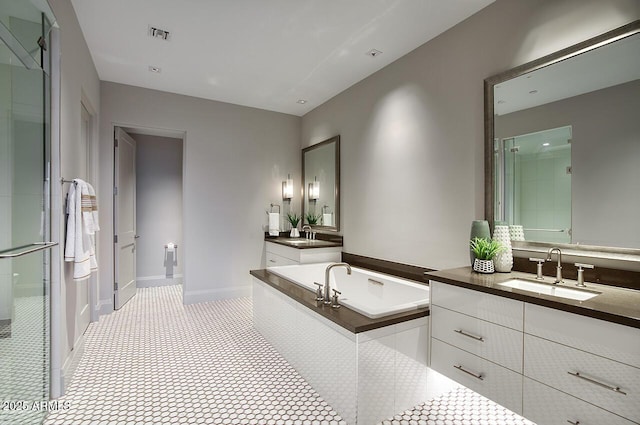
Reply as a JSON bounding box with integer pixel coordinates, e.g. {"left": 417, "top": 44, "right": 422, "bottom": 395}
{"left": 134, "top": 134, "right": 184, "bottom": 284}
{"left": 99, "top": 82, "right": 301, "bottom": 305}
{"left": 496, "top": 80, "right": 640, "bottom": 248}
{"left": 301, "top": 0, "right": 640, "bottom": 269}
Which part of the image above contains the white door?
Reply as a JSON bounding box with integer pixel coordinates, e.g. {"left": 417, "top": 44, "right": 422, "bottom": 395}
{"left": 114, "top": 128, "right": 137, "bottom": 309}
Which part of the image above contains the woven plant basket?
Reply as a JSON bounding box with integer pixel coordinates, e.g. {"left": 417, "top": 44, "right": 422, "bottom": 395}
{"left": 473, "top": 258, "right": 495, "bottom": 274}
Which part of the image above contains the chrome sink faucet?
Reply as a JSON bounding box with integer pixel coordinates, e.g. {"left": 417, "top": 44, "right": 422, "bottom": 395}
{"left": 324, "top": 262, "right": 351, "bottom": 304}
{"left": 302, "top": 225, "right": 312, "bottom": 239}
{"left": 546, "top": 247, "right": 563, "bottom": 284}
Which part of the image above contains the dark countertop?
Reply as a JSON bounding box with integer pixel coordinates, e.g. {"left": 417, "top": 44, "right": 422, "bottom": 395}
{"left": 425, "top": 267, "right": 640, "bottom": 329}
{"left": 250, "top": 269, "right": 429, "bottom": 333}
{"left": 265, "top": 237, "right": 342, "bottom": 249}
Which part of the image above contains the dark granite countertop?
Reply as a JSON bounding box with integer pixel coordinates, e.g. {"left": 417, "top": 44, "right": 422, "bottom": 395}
{"left": 425, "top": 267, "right": 640, "bottom": 329}
{"left": 250, "top": 269, "right": 429, "bottom": 333}
{"left": 264, "top": 237, "right": 342, "bottom": 249}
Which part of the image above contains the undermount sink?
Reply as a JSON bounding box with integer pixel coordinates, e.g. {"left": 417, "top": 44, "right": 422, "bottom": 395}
{"left": 499, "top": 279, "right": 600, "bottom": 301}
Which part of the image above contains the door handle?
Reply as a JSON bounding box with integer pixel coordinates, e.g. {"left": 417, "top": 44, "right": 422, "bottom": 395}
{"left": 134, "top": 235, "right": 140, "bottom": 239}
{"left": 0, "top": 242, "right": 58, "bottom": 259}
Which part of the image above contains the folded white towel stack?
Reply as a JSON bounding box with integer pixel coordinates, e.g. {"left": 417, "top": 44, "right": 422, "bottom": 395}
{"left": 268, "top": 213, "right": 280, "bottom": 236}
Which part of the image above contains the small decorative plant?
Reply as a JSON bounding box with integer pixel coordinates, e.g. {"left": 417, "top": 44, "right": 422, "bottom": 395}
{"left": 287, "top": 212, "right": 301, "bottom": 228}
{"left": 305, "top": 212, "right": 321, "bottom": 225}
{"left": 470, "top": 237, "right": 504, "bottom": 274}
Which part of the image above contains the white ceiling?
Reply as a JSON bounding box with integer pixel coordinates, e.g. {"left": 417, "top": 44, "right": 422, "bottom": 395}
{"left": 70, "top": 0, "right": 493, "bottom": 116}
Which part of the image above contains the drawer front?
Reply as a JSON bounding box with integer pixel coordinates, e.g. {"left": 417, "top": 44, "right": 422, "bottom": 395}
{"left": 265, "top": 241, "right": 301, "bottom": 262}
{"left": 524, "top": 334, "right": 640, "bottom": 422}
{"left": 431, "top": 338, "right": 523, "bottom": 414}
{"left": 266, "top": 252, "right": 298, "bottom": 268}
{"left": 431, "top": 305, "right": 523, "bottom": 373}
{"left": 525, "top": 303, "right": 640, "bottom": 368}
{"left": 430, "top": 281, "right": 524, "bottom": 330}
{"left": 524, "top": 378, "right": 635, "bottom": 425}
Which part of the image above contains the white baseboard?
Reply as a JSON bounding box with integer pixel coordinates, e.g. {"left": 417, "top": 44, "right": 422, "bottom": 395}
{"left": 183, "top": 285, "right": 251, "bottom": 305}
{"left": 61, "top": 334, "right": 85, "bottom": 394}
{"left": 136, "top": 274, "right": 183, "bottom": 288}
{"left": 97, "top": 298, "right": 113, "bottom": 316}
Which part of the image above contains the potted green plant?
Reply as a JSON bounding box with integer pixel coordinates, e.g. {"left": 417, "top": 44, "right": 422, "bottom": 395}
{"left": 287, "top": 212, "right": 301, "bottom": 237}
{"left": 469, "top": 237, "right": 504, "bottom": 274}
{"left": 305, "top": 212, "right": 321, "bottom": 226}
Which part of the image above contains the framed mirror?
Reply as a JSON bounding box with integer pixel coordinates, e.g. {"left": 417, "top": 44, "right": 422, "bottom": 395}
{"left": 485, "top": 20, "right": 640, "bottom": 253}
{"left": 302, "top": 135, "right": 340, "bottom": 231}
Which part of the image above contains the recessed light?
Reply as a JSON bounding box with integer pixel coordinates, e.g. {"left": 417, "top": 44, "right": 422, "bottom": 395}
{"left": 148, "top": 66, "right": 161, "bottom": 73}
{"left": 297, "top": 99, "right": 307, "bottom": 104}
{"left": 366, "top": 49, "right": 383, "bottom": 57}
{"left": 542, "top": 142, "right": 550, "bottom": 147}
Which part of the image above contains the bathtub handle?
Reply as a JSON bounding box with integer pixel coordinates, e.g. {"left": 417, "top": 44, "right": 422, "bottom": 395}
{"left": 454, "top": 329, "right": 485, "bottom": 342}
{"left": 331, "top": 289, "right": 341, "bottom": 309}
{"left": 313, "top": 282, "right": 324, "bottom": 301}
{"left": 368, "top": 278, "right": 384, "bottom": 286}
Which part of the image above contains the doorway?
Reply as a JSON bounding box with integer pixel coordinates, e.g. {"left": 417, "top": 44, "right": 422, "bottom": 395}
{"left": 113, "top": 126, "right": 184, "bottom": 309}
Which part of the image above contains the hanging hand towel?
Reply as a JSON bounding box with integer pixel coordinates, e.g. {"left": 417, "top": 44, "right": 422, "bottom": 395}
{"left": 64, "top": 179, "right": 98, "bottom": 281}
{"left": 268, "top": 213, "right": 280, "bottom": 236}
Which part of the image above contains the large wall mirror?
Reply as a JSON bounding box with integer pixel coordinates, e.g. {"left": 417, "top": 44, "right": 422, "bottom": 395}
{"left": 485, "top": 20, "right": 640, "bottom": 255}
{"left": 302, "top": 136, "right": 340, "bottom": 231}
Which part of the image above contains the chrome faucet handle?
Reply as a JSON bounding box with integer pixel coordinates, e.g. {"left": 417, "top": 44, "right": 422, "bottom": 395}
{"left": 313, "top": 282, "right": 324, "bottom": 301}
{"left": 574, "top": 263, "right": 594, "bottom": 288}
{"left": 529, "top": 258, "right": 546, "bottom": 280}
{"left": 331, "top": 289, "right": 341, "bottom": 309}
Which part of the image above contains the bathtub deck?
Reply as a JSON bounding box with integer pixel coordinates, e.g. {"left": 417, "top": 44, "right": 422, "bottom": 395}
{"left": 250, "top": 269, "right": 429, "bottom": 333}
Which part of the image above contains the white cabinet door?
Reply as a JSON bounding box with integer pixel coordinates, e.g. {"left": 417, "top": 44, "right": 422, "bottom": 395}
{"left": 431, "top": 305, "right": 523, "bottom": 373}
{"left": 524, "top": 378, "right": 635, "bottom": 425}
{"left": 431, "top": 338, "right": 523, "bottom": 414}
{"left": 430, "top": 281, "right": 523, "bottom": 330}
{"left": 524, "top": 334, "right": 640, "bottom": 423}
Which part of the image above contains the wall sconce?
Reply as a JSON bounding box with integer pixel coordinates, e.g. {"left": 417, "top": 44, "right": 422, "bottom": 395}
{"left": 282, "top": 174, "right": 293, "bottom": 200}
{"left": 308, "top": 177, "right": 320, "bottom": 201}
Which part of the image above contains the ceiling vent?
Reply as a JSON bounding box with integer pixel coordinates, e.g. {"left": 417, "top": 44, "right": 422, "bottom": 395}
{"left": 148, "top": 25, "right": 171, "bottom": 41}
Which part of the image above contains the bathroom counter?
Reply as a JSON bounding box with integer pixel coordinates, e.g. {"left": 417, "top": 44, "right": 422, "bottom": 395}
{"left": 250, "top": 269, "right": 429, "bottom": 333}
{"left": 425, "top": 267, "right": 640, "bottom": 329}
{"left": 265, "top": 236, "right": 342, "bottom": 249}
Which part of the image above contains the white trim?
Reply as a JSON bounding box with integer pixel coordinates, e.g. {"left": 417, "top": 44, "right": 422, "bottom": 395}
{"left": 49, "top": 25, "right": 63, "bottom": 399}
{"left": 136, "top": 274, "right": 183, "bottom": 288}
{"left": 183, "top": 285, "right": 251, "bottom": 305}
{"left": 60, "top": 333, "right": 85, "bottom": 393}
{"left": 97, "top": 298, "right": 113, "bottom": 316}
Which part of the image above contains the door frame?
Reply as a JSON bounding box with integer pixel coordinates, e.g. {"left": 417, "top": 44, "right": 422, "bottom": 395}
{"left": 110, "top": 123, "right": 187, "bottom": 306}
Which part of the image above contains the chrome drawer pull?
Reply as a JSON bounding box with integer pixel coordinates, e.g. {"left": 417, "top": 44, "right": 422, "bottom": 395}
{"left": 567, "top": 420, "right": 580, "bottom": 425}
{"left": 454, "top": 364, "right": 484, "bottom": 380}
{"left": 368, "top": 278, "right": 384, "bottom": 286}
{"left": 454, "top": 329, "right": 485, "bottom": 342}
{"left": 567, "top": 371, "right": 627, "bottom": 395}
{"left": 269, "top": 259, "right": 276, "bottom": 263}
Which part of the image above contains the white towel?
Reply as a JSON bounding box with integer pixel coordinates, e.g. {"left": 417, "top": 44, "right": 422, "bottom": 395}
{"left": 322, "top": 213, "right": 332, "bottom": 226}
{"left": 268, "top": 213, "right": 280, "bottom": 236}
{"left": 64, "top": 179, "right": 98, "bottom": 281}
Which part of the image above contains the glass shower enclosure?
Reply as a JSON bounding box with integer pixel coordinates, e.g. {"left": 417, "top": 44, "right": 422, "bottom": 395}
{"left": 1, "top": 1, "right": 56, "bottom": 424}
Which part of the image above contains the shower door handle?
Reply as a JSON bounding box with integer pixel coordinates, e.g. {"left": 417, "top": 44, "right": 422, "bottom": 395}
{"left": 0, "top": 242, "right": 58, "bottom": 259}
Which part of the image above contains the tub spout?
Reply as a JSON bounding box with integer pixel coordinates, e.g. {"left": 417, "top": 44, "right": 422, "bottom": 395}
{"left": 324, "top": 262, "right": 351, "bottom": 305}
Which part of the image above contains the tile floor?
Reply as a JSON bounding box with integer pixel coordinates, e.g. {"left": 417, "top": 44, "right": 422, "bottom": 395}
{"left": 43, "top": 285, "right": 535, "bottom": 425}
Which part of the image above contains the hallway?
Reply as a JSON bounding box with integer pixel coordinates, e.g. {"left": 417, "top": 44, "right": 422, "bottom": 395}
{"left": 43, "top": 286, "right": 532, "bottom": 425}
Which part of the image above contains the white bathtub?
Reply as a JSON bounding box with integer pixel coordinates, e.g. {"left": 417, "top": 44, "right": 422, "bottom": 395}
{"left": 269, "top": 262, "right": 429, "bottom": 319}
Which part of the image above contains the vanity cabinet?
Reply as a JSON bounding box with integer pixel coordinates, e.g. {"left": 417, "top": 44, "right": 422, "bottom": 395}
{"left": 523, "top": 304, "right": 640, "bottom": 424}
{"left": 265, "top": 241, "right": 341, "bottom": 268}
{"left": 430, "top": 280, "right": 640, "bottom": 425}
{"left": 430, "top": 281, "right": 524, "bottom": 414}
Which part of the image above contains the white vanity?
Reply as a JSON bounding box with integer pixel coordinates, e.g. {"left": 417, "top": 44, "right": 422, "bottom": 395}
{"left": 427, "top": 269, "right": 640, "bottom": 425}
{"left": 265, "top": 238, "right": 341, "bottom": 267}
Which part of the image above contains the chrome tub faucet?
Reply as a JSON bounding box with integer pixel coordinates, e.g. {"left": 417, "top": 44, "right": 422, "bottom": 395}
{"left": 324, "top": 262, "right": 351, "bottom": 304}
